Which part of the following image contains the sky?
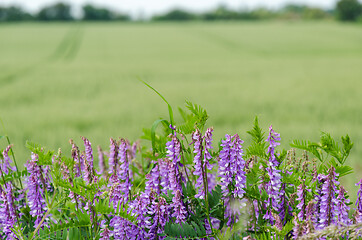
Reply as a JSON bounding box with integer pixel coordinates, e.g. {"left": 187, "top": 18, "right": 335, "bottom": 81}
{"left": 1, "top": 0, "right": 338, "bottom": 18}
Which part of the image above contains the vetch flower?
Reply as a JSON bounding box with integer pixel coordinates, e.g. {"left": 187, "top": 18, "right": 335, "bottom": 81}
{"left": 355, "top": 178, "right": 362, "bottom": 223}
{"left": 1, "top": 145, "right": 16, "bottom": 174}
{"left": 166, "top": 135, "right": 183, "bottom": 194}
{"left": 0, "top": 183, "right": 17, "bottom": 238}
{"left": 218, "top": 134, "right": 246, "bottom": 198}
{"left": 192, "top": 128, "right": 215, "bottom": 199}
{"left": 26, "top": 153, "right": 46, "bottom": 228}
{"left": 203, "top": 127, "right": 214, "bottom": 172}
{"left": 118, "top": 139, "right": 131, "bottom": 203}
{"left": 97, "top": 146, "right": 107, "bottom": 176}
{"left": 109, "top": 174, "right": 125, "bottom": 209}
{"left": 264, "top": 126, "right": 283, "bottom": 222}
{"left": 70, "top": 139, "right": 81, "bottom": 177}
{"left": 266, "top": 125, "right": 281, "bottom": 168}
{"left": 159, "top": 158, "right": 171, "bottom": 194}
{"left": 82, "top": 136, "right": 94, "bottom": 169}
{"left": 108, "top": 138, "right": 119, "bottom": 175}
{"left": 171, "top": 189, "right": 187, "bottom": 223}
{"left": 304, "top": 201, "right": 316, "bottom": 234}
{"left": 336, "top": 186, "right": 351, "bottom": 226}
{"left": 192, "top": 129, "right": 204, "bottom": 198}
{"left": 319, "top": 166, "right": 339, "bottom": 229}
{"left": 296, "top": 180, "right": 309, "bottom": 221}
{"left": 147, "top": 197, "right": 169, "bottom": 240}
{"left": 145, "top": 163, "right": 161, "bottom": 196}
{"left": 110, "top": 216, "right": 141, "bottom": 240}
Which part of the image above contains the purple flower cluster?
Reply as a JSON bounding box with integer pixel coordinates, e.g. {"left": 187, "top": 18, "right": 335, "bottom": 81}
{"left": 296, "top": 180, "right": 310, "bottom": 221}
{"left": 0, "top": 183, "right": 17, "bottom": 239}
{"left": 2, "top": 120, "right": 362, "bottom": 239}
{"left": 147, "top": 196, "right": 169, "bottom": 240}
{"left": 192, "top": 129, "right": 205, "bottom": 198}
{"left": 108, "top": 138, "right": 119, "bottom": 175}
{"left": 267, "top": 125, "right": 281, "bottom": 167}
{"left": 118, "top": 139, "right": 131, "bottom": 203}
{"left": 355, "top": 178, "right": 362, "bottom": 223}
{"left": 171, "top": 189, "right": 187, "bottom": 223}
{"left": 1, "top": 145, "right": 16, "bottom": 174}
{"left": 218, "top": 134, "right": 246, "bottom": 198}
{"left": 264, "top": 126, "right": 283, "bottom": 223}
{"left": 318, "top": 167, "right": 339, "bottom": 229}
{"left": 26, "top": 153, "right": 46, "bottom": 228}
{"left": 166, "top": 135, "right": 183, "bottom": 194}
{"left": 336, "top": 186, "right": 351, "bottom": 226}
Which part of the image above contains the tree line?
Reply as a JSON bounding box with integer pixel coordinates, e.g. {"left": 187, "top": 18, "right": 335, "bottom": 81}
{"left": 0, "top": 0, "right": 361, "bottom": 22}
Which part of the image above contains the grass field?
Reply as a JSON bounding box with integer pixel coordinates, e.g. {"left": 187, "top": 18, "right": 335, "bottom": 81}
{"left": 1, "top": 21, "right": 362, "bottom": 196}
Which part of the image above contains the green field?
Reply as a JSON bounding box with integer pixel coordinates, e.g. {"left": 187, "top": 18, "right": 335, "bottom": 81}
{"left": 1, "top": 21, "right": 362, "bottom": 195}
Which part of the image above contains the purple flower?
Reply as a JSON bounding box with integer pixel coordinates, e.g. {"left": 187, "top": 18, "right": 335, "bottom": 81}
{"left": 145, "top": 164, "right": 161, "bottom": 196}
{"left": 218, "top": 134, "right": 246, "bottom": 198}
{"left": 130, "top": 194, "right": 150, "bottom": 232}
{"left": 166, "top": 135, "right": 182, "bottom": 194}
{"left": 97, "top": 146, "right": 107, "bottom": 176}
{"left": 318, "top": 166, "right": 339, "bottom": 229}
{"left": 0, "top": 183, "right": 17, "bottom": 238}
{"left": 171, "top": 190, "right": 187, "bottom": 223}
{"left": 147, "top": 197, "right": 169, "bottom": 240}
{"left": 118, "top": 139, "right": 131, "bottom": 203}
{"left": 355, "top": 178, "right": 362, "bottom": 223}
{"left": 203, "top": 127, "right": 214, "bottom": 171}
{"left": 192, "top": 129, "right": 205, "bottom": 198}
{"left": 266, "top": 125, "right": 281, "bottom": 168}
{"left": 336, "top": 186, "right": 351, "bottom": 226}
{"left": 296, "top": 181, "right": 309, "bottom": 221}
{"left": 82, "top": 137, "right": 94, "bottom": 169}
{"left": 110, "top": 217, "right": 142, "bottom": 240}
{"left": 70, "top": 139, "right": 81, "bottom": 177}
{"left": 100, "top": 226, "right": 112, "bottom": 240}
{"left": 109, "top": 174, "right": 125, "bottom": 209}
{"left": 108, "top": 138, "right": 119, "bottom": 175}
{"left": 83, "top": 155, "right": 94, "bottom": 184}
{"left": 305, "top": 201, "right": 316, "bottom": 234}
{"left": 232, "top": 134, "right": 246, "bottom": 199}
{"left": 26, "top": 153, "right": 46, "bottom": 228}
{"left": 264, "top": 126, "right": 283, "bottom": 222}
{"left": 279, "top": 183, "right": 292, "bottom": 223}
{"left": 159, "top": 158, "right": 171, "bottom": 194}
{"left": 1, "top": 145, "right": 16, "bottom": 174}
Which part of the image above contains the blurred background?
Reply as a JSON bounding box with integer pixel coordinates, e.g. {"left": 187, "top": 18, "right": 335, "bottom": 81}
{"left": 0, "top": 0, "right": 361, "bottom": 199}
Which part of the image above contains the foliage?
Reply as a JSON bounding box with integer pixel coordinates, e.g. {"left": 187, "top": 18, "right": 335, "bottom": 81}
{"left": 0, "top": 6, "right": 33, "bottom": 21}
{"left": 36, "top": 2, "right": 74, "bottom": 21}
{"left": 336, "top": 0, "right": 362, "bottom": 21}
{"left": 152, "top": 9, "right": 197, "bottom": 21}
{"left": 82, "top": 4, "right": 130, "bottom": 21}
{"left": 0, "top": 89, "right": 361, "bottom": 239}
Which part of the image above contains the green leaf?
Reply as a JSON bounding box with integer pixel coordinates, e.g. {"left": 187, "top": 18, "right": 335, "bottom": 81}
{"left": 246, "top": 117, "right": 267, "bottom": 158}
{"left": 208, "top": 185, "right": 222, "bottom": 210}
{"left": 335, "top": 165, "right": 353, "bottom": 177}
{"left": 341, "top": 134, "right": 354, "bottom": 164}
{"left": 0, "top": 169, "right": 28, "bottom": 185}
{"left": 138, "top": 78, "right": 175, "bottom": 128}
{"left": 25, "top": 141, "right": 54, "bottom": 165}
{"left": 150, "top": 119, "right": 169, "bottom": 154}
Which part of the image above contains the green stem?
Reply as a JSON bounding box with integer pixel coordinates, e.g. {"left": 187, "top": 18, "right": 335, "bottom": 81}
{"left": 0, "top": 118, "right": 24, "bottom": 189}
